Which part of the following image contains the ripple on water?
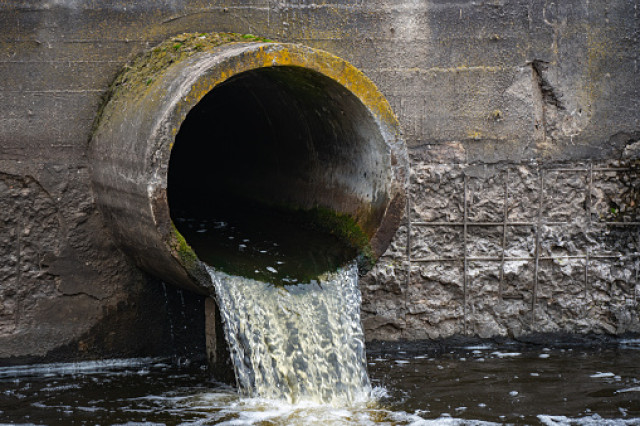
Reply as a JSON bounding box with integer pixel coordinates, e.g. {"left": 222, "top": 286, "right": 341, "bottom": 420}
{"left": 1, "top": 347, "right": 640, "bottom": 424}
{"left": 167, "top": 390, "right": 501, "bottom": 426}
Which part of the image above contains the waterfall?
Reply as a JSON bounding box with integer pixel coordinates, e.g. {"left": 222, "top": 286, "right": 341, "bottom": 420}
{"left": 208, "top": 261, "right": 372, "bottom": 405}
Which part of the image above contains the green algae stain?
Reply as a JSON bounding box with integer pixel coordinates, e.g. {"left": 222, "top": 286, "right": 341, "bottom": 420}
{"left": 297, "top": 206, "right": 375, "bottom": 271}
{"left": 170, "top": 222, "right": 198, "bottom": 268}
{"left": 91, "top": 31, "right": 276, "bottom": 142}
{"left": 99, "top": 32, "right": 275, "bottom": 115}
{"left": 172, "top": 192, "right": 376, "bottom": 286}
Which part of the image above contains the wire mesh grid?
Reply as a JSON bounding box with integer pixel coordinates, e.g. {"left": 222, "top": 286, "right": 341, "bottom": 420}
{"left": 377, "top": 161, "right": 640, "bottom": 335}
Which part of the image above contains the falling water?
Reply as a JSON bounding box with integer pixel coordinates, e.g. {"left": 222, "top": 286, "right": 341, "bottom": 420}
{"left": 208, "top": 261, "right": 372, "bottom": 405}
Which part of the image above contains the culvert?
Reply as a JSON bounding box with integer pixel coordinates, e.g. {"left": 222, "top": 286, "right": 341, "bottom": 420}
{"left": 91, "top": 33, "right": 407, "bottom": 294}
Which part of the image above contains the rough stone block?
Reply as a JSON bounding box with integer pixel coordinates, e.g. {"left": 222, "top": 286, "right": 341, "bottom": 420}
{"left": 591, "top": 167, "right": 640, "bottom": 223}
{"left": 607, "top": 302, "right": 640, "bottom": 334}
{"left": 0, "top": 173, "right": 62, "bottom": 340}
{"left": 467, "top": 262, "right": 506, "bottom": 338}
{"left": 587, "top": 225, "right": 640, "bottom": 257}
{"left": 467, "top": 167, "right": 506, "bottom": 223}
{"left": 403, "top": 262, "right": 464, "bottom": 339}
{"left": 539, "top": 224, "right": 590, "bottom": 257}
{"left": 533, "top": 298, "right": 591, "bottom": 334}
{"left": 468, "top": 262, "right": 501, "bottom": 302}
{"left": 468, "top": 225, "right": 503, "bottom": 258}
{"left": 410, "top": 225, "right": 464, "bottom": 260}
{"left": 501, "top": 259, "right": 534, "bottom": 302}
{"left": 379, "top": 225, "right": 408, "bottom": 260}
{"left": 506, "top": 165, "right": 540, "bottom": 222}
{"left": 589, "top": 258, "right": 638, "bottom": 304}
{"left": 493, "top": 298, "right": 532, "bottom": 337}
{"left": 542, "top": 169, "right": 588, "bottom": 223}
{"left": 537, "top": 259, "right": 586, "bottom": 301}
{"left": 504, "top": 225, "right": 536, "bottom": 259}
{"left": 410, "top": 164, "right": 464, "bottom": 223}
{"left": 361, "top": 260, "right": 408, "bottom": 341}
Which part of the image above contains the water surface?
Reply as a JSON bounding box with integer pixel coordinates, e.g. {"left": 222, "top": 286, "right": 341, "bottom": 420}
{"left": 172, "top": 196, "right": 356, "bottom": 285}
{"left": 1, "top": 344, "right": 639, "bottom": 425}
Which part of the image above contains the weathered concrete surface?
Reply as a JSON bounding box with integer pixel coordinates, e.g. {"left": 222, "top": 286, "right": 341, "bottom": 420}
{"left": 0, "top": 0, "right": 639, "bottom": 361}
{"left": 0, "top": 160, "right": 206, "bottom": 362}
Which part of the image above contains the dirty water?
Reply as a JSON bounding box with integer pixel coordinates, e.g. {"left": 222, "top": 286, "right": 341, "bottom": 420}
{"left": 1, "top": 343, "right": 639, "bottom": 425}
{"left": 207, "top": 262, "right": 370, "bottom": 405}
{"left": 172, "top": 197, "right": 357, "bottom": 286}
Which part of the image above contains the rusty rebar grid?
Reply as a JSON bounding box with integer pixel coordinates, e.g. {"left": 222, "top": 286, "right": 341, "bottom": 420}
{"left": 397, "top": 162, "right": 640, "bottom": 337}
{"left": 463, "top": 174, "right": 468, "bottom": 335}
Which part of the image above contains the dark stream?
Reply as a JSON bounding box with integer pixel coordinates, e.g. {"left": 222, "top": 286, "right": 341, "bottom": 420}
{"left": 172, "top": 195, "right": 357, "bottom": 285}
{"left": 1, "top": 343, "right": 639, "bottom": 425}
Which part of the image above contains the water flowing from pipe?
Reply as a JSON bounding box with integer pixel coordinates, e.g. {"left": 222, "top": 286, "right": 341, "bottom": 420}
{"left": 208, "top": 261, "right": 371, "bottom": 405}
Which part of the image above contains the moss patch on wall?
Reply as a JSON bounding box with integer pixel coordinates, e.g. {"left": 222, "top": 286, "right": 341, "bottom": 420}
{"left": 93, "top": 32, "right": 274, "bottom": 134}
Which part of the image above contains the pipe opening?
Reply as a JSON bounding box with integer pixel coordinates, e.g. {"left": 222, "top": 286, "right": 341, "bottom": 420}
{"left": 168, "top": 66, "right": 390, "bottom": 284}
{"left": 91, "top": 40, "right": 406, "bottom": 293}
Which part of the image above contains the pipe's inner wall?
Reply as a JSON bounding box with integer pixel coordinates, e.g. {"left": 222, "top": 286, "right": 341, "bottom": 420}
{"left": 168, "top": 66, "right": 389, "bottom": 284}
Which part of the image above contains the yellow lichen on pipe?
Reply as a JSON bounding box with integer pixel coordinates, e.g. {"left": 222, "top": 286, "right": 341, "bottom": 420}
{"left": 180, "top": 43, "right": 399, "bottom": 130}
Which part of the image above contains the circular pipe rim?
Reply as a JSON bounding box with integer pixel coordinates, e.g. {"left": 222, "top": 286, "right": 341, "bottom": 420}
{"left": 91, "top": 40, "right": 408, "bottom": 294}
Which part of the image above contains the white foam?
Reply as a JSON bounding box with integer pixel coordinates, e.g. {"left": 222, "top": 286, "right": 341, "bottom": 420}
{"left": 491, "top": 352, "right": 521, "bottom": 358}
{"left": 464, "top": 345, "right": 493, "bottom": 350}
{"left": 590, "top": 372, "right": 615, "bottom": 378}
{"left": 41, "top": 383, "right": 82, "bottom": 392}
{"left": 617, "top": 387, "right": 640, "bottom": 393}
{"left": 0, "top": 357, "right": 165, "bottom": 379}
{"left": 175, "top": 389, "right": 454, "bottom": 426}
{"left": 619, "top": 339, "right": 640, "bottom": 348}
{"left": 538, "top": 414, "right": 640, "bottom": 425}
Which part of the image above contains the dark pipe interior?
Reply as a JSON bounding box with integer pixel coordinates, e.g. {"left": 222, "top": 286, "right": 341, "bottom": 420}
{"left": 168, "top": 66, "right": 388, "bottom": 284}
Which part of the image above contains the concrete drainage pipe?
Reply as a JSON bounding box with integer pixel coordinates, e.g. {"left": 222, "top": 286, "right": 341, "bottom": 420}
{"left": 91, "top": 33, "right": 407, "bottom": 294}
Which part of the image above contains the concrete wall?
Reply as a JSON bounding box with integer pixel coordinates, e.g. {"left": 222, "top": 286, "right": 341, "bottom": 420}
{"left": 1, "top": 0, "right": 639, "bottom": 362}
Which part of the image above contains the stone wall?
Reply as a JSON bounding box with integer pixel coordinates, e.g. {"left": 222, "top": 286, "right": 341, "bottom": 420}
{"left": 363, "top": 155, "right": 640, "bottom": 340}
{"left": 0, "top": 0, "right": 638, "bottom": 361}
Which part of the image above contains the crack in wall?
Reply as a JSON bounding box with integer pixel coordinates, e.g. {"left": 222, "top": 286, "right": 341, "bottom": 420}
{"left": 531, "top": 60, "right": 565, "bottom": 112}
{"left": 530, "top": 59, "right": 566, "bottom": 149}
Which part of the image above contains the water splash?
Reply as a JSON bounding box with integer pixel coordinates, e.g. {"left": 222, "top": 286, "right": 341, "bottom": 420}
{"left": 208, "top": 261, "right": 371, "bottom": 405}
